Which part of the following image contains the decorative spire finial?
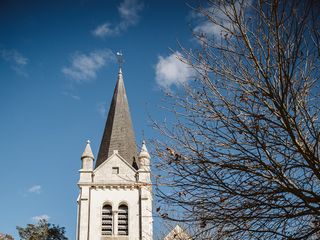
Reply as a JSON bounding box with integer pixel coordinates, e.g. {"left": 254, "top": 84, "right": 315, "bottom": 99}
{"left": 82, "top": 139, "right": 94, "bottom": 160}
{"left": 139, "top": 140, "right": 150, "bottom": 159}
{"left": 116, "top": 51, "right": 124, "bottom": 69}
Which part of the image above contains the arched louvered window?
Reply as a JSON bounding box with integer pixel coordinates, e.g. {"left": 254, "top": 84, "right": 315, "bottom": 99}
{"left": 101, "top": 204, "right": 113, "bottom": 235}
{"left": 118, "top": 204, "right": 128, "bottom": 235}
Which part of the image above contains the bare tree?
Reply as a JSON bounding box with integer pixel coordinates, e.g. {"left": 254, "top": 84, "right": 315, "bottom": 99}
{"left": 153, "top": 0, "right": 320, "bottom": 239}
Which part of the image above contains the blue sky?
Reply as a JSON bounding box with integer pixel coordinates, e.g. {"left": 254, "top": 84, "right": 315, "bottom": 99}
{"left": 0, "top": 0, "right": 212, "bottom": 238}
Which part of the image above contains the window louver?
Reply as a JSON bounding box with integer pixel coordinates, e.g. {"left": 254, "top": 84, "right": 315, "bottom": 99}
{"left": 101, "top": 205, "right": 113, "bottom": 235}
{"left": 118, "top": 205, "right": 128, "bottom": 235}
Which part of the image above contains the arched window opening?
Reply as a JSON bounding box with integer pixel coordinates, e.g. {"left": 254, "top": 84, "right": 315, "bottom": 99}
{"left": 118, "top": 204, "right": 128, "bottom": 235}
{"left": 101, "top": 204, "right": 113, "bottom": 235}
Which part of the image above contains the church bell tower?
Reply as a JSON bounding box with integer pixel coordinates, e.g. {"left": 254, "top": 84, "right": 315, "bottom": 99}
{"left": 76, "top": 64, "right": 153, "bottom": 240}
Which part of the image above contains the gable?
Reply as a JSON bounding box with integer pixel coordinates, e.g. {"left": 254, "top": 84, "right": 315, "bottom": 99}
{"left": 93, "top": 152, "right": 137, "bottom": 184}
{"left": 164, "top": 225, "right": 192, "bottom": 240}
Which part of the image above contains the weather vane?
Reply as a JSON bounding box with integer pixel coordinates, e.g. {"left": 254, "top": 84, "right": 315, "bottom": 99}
{"left": 116, "top": 51, "right": 124, "bottom": 68}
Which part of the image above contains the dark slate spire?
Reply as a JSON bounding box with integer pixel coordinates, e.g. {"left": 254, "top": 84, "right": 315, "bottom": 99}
{"left": 95, "top": 68, "right": 137, "bottom": 168}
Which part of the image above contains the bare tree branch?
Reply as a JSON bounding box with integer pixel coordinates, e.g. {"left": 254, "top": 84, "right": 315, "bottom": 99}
{"left": 153, "top": 0, "right": 320, "bottom": 239}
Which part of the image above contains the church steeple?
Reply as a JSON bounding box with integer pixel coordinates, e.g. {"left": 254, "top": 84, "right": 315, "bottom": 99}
{"left": 95, "top": 67, "right": 137, "bottom": 168}
{"left": 77, "top": 60, "right": 153, "bottom": 240}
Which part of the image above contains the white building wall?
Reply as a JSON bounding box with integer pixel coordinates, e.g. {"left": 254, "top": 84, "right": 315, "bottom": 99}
{"left": 138, "top": 143, "right": 153, "bottom": 240}
{"left": 140, "top": 185, "right": 153, "bottom": 240}
{"left": 89, "top": 188, "right": 140, "bottom": 240}
{"left": 78, "top": 186, "right": 90, "bottom": 240}
{"left": 77, "top": 148, "right": 154, "bottom": 240}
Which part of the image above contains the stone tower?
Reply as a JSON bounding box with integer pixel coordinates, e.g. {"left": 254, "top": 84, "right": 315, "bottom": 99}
{"left": 76, "top": 68, "right": 153, "bottom": 240}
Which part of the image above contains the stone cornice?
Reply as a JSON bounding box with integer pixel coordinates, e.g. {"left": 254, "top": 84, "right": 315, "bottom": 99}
{"left": 77, "top": 182, "right": 152, "bottom": 188}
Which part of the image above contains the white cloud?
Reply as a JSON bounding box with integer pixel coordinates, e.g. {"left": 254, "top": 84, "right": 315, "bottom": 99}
{"left": 193, "top": 6, "right": 231, "bottom": 39}
{"left": 193, "top": 2, "right": 248, "bottom": 39}
{"left": 155, "top": 52, "right": 195, "bottom": 89}
{"left": 194, "top": 19, "right": 226, "bottom": 39}
{"left": 93, "top": 23, "right": 118, "bottom": 38}
{"left": 62, "top": 49, "right": 115, "bottom": 82}
{"left": 61, "top": 91, "right": 81, "bottom": 100}
{"left": 97, "top": 102, "right": 107, "bottom": 117}
{"left": 1, "top": 49, "right": 28, "bottom": 66}
{"left": 32, "top": 214, "right": 50, "bottom": 222}
{"left": 118, "top": 0, "right": 143, "bottom": 24}
{"left": 71, "top": 94, "right": 81, "bottom": 100}
{"left": 0, "top": 48, "right": 29, "bottom": 76}
{"left": 28, "top": 185, "right": 41, "bottom": 194}
{"left": 93, "top": 0, "right": 143, "bottom": 38}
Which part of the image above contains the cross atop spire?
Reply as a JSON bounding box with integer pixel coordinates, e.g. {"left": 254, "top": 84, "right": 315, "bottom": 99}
{"left": 116, "top": 51, "right": 124, "bottom": 69}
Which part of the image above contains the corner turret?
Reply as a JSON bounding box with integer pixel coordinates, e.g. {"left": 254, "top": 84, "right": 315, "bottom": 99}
{"left": 138, "top": 140, "right": 151, "bottom": 171}
{"left": 137, "top": 140, "right": 153, "bottom": 238}
{"left": 79, "top": 140, "right": 94, "bottom": 183}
